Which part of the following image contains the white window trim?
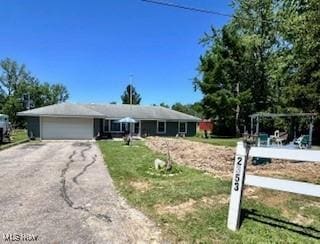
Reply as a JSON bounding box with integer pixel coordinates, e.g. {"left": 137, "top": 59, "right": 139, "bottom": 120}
{"left": 157, "top": 120, "right": 166, "bottom": 134}
{"left": 103, "top": 119, "right": 110, "bottom": 132}
{"left": 178, "top": 121, "right": 188, "bottom": 134}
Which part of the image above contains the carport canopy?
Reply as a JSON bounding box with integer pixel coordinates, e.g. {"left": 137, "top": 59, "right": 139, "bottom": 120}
{"left": 249, "top": 112, "right": 317, "bottom": 147}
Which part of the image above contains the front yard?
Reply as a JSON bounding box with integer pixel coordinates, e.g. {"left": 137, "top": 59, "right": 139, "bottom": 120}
{"left": 0, "top": 129, "right": 28, "bottom": 150}
{"left": 98, "top": 140, "right": 320, "bottom": 243}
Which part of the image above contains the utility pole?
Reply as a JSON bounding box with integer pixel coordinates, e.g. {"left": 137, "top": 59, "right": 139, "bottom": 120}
{"left": 27, "top": 93, "right": 31, "bottom": 110}
{"left": 129, "top": 74, "right": 133, "bottom": 105}
{"left": 22, "top": 93, "right": 31, "bottom": 110}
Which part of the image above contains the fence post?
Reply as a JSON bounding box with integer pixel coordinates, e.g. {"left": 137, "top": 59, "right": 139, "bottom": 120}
{"left": 227, "top": 141, "right": 248, "bottom": 231}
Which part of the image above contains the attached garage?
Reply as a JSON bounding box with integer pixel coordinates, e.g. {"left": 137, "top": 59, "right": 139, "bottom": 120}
{"left": 41, "top": 117, "right": 94, "bottom": 140}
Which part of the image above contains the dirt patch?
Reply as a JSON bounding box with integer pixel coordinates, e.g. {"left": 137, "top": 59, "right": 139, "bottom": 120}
{"left": 155, "top": 195, "right": 229, "bottom": 219}
{"left": 200, "top": 194, "right": 229, "bottom": 206}
{"left": 146, "top": 137, "right": 320, "bottom": 183}
{"left": 146, "top": 137, "right": 234, "bottom": 179}
{"left": 244, "top": 187, "right": 259, "bottom": 199}
{"left": 245, "top": 187, "right": 291, "bottom": 207}
{"left": 130, "top": 181, "right": 152, "bottom": 192}
{"left": 292, "top": 214, "right": 314, "bottom": 225}
{"left": 155, "top": 198, "right": 197, "bottom": 219}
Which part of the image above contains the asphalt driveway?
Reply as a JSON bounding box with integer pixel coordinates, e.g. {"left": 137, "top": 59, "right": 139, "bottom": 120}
{"left": 0, "top": 141, "right": 162, "bottom": 243}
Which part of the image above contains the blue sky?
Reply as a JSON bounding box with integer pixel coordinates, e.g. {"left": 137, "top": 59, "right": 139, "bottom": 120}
{"left": 1, "top": 0, "right": 232, "bottom": 106}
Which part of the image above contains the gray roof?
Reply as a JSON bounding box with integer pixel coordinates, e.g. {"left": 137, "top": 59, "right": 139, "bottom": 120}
{"left": 17, "top": 103, "right": 104, "bottom": 118}
{"left": 17, "top": 103, "right": 201, "bottom": 122}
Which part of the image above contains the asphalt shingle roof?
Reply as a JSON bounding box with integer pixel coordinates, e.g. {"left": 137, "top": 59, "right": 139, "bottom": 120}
{"left": 17, "top": 103, "right": 201, "bottom": 122}
{"left": 17, "top": 103, "right": 104, "bottom": 117}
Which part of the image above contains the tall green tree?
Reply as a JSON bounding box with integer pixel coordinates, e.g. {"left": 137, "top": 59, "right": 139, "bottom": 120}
{"left": 195, "top": 26, "right": 252, "bottom": 135}
{"left": 196, "top": 0, "right": 320, "bottom": 137}
{"left": 0, "top": 58, "right": 30, "bottom": 96}
{"left": 121, "top": 84, "right": 141, "bottom": 104}
{"left": 280, "top": 0, "right": 320, "bottom": 113}
{"left": 0, "top": 58, "right": 69, "bottom": 125}
{"left": 231, "top": 0, "right": 278, "bottom": 112}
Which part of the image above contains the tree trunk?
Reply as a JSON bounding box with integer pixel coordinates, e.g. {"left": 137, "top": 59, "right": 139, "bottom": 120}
{"left": 235, "top": 82, "right": 240, "bottom": 137}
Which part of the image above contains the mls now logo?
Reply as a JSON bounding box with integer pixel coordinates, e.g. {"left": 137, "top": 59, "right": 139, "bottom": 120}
{"left": 3, "top": 233, "right": 39, "bottom": 242}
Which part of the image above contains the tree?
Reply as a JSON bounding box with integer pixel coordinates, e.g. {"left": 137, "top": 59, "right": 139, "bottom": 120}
{"left": 0, "top": 58, "right": 30, "bottom": 96}
{"left": 50, "top": 84, "right": 69, "bottom": 103}
{"left": 195, "top": 26, "right": 252, "bottom": 135}
{"left": 280, "top": 0, "right": 320, "bottom": 113}
{"left": 121, "top": 84, "right": 141, "bottom": 104}
{"left": 159, "top": 102, "right": 170, "bottom": 108}
{"left": 0, "top": 58, "right": 69, "bottom": 125}
{"left": 171, "top": 102, "right": 203, "bottom": 118}
{"left": 195, "top": 0, "right": 320, "bottom": 137}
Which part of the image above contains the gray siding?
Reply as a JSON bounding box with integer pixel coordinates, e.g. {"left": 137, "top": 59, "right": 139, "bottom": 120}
{"left": 187, "top": 122, "right": 197, "bottom": 136}
{"left": 141, "top": 120, "right": 157, "bottom": 136}
{"left": 141, "top": 120, "right": 197, "bottom": 137}
{"left": 26, "top": 117, "right": 40, "bottom": 138}
{"left": 94, "top": 118, "right": 103, "bottom": 137}
{"left": 166, "top": 122, "right": 179, "bottom": 136}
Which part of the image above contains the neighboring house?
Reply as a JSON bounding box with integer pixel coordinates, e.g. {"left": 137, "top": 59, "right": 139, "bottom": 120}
{"left": 17, "top": 103, "right": 200, "bottom": 140}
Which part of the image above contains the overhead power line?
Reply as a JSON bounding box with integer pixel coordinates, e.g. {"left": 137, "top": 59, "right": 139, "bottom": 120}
{"left": 141, "top": 0, "right": 233, "bottom": 18}
{"left": 141, "top": 0, "right": 275, "bottom": 24}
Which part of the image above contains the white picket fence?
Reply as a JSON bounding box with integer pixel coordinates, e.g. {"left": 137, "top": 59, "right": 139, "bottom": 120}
{"left": 227, "top": 142, "right": 320, "bottom": 231}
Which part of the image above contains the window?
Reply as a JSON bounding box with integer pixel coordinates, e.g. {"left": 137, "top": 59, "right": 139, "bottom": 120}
{"left": 103, "top": 120, "right": 110, "bottom": 132}
{"left": 179, "top": 122, "right": 187, "bottom": 133}
{"left": 157, "top": 121, "right": 166, "bottom": 134}
{"left": 110, "top": 120, "right": 121, "bottom": 132}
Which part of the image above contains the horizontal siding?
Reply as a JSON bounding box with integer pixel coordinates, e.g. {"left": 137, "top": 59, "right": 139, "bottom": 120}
{"left": 94, "top": 118, "right": 103, "bottom": 137}
{"left": 187, "top": 122, "right": 197, "bottom": 136}
{"left": 141, "top": 120, "right": 197, "bottom": 137}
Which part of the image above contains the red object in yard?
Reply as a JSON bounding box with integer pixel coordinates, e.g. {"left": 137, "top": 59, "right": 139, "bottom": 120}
{"left": 199, "top": 120, "right": 214, "bottom": 132}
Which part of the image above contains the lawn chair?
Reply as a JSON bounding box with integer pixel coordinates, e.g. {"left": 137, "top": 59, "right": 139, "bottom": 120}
{"left": 294, "top": 135, "right": 310, "bottom": 149}
{"left": 254, "top": 133, "right": 271, "bottom": 164}
{"left": 257, "top": 133, "right": 269, "bottom": 147}
{"left": 275, "top": 132, "right": 288, "bottom": 147}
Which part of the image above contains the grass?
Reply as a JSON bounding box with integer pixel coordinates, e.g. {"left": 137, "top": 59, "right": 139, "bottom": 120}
{"left": 11, "top": 129, "right": 28, "bottom": 142}
{"left": 0, "top": 129, "right": 29, "bottom": 150}
{"left": 98, "top": 141, "right": 320, "bottom": 243}
{"left": 186, "top": 136, "right": 240, "bottom": 147}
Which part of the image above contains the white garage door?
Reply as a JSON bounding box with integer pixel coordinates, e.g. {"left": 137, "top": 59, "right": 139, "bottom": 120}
{"left": 41, "top": 117, "right": 93, "bottom": 139}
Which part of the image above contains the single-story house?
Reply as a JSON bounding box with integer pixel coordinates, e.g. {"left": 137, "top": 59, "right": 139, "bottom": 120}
{"left": 17, "top": 103, "right": 200, "bottom": 140}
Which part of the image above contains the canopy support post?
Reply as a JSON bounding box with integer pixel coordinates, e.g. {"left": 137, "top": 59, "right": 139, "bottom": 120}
{"left": 255, "top": 116, "right": 259, "bottom": 135}
{"left": 309, "top": 117, "right": 314, "bottom": 148}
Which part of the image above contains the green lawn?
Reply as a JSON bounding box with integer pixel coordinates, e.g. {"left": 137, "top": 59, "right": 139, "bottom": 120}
{"left": 186, "top": 137, "right": 240, "bottom": 147}
{"left": 11, "top": 129, "right": 28, "bottom": 142}
{"left": 0, "top": 129, "right": 28, "bottom": 149}
{"left": 98, "top": 141, "right": 320, "bottom": 243}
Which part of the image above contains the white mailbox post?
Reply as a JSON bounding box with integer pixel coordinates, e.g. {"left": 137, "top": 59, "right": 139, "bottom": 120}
{"left": 227, "top": 141, "right": 320, "bottom": 231}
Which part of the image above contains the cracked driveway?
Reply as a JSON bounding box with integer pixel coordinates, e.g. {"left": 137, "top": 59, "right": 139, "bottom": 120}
{"left": 0, "top": 141, "right": 162, "bottom": 243}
